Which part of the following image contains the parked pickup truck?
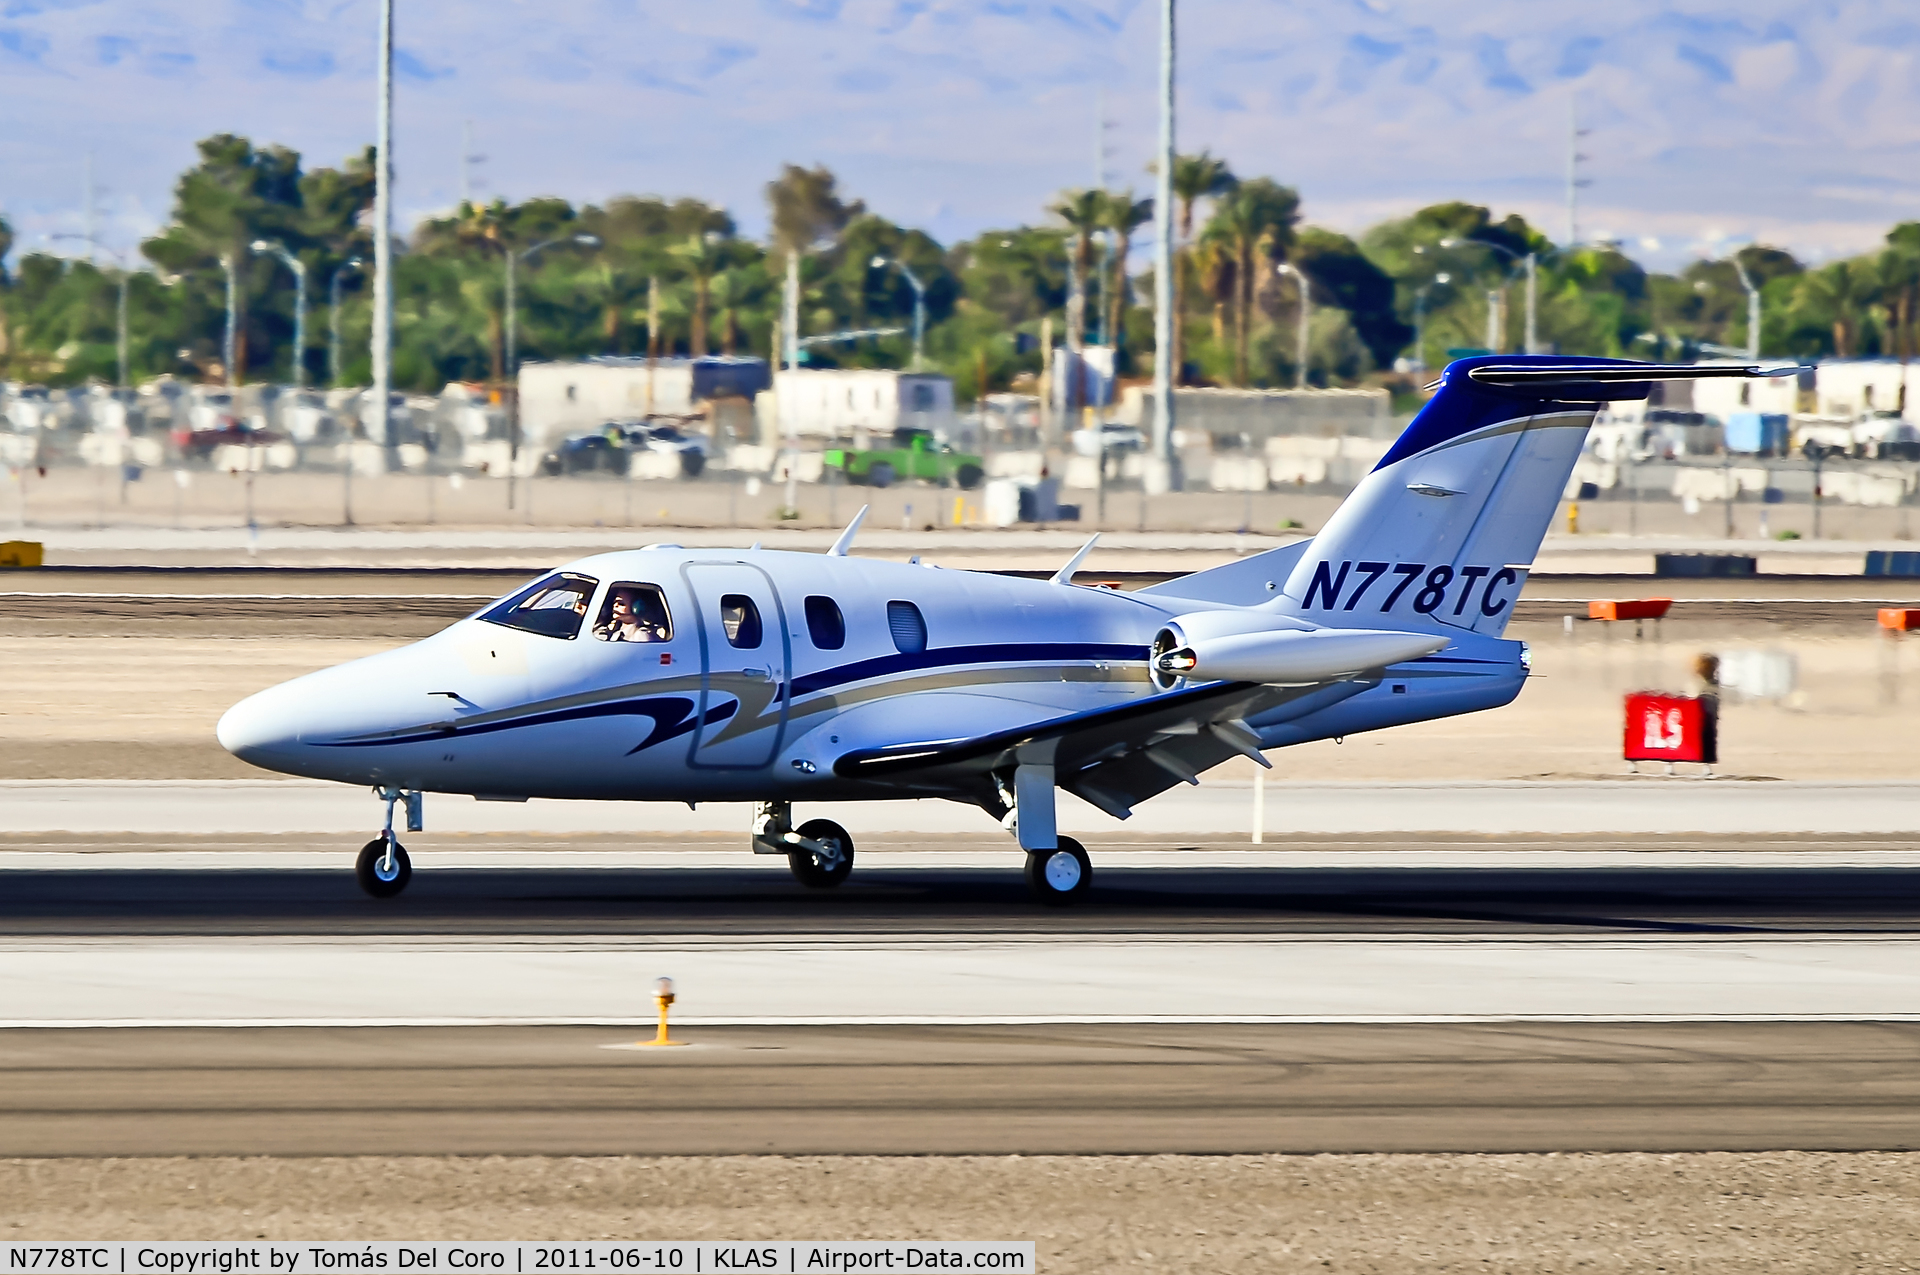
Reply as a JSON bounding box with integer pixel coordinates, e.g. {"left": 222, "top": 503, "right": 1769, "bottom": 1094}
{"left": 823, "top": 427, "right": 985, "bottom": 489}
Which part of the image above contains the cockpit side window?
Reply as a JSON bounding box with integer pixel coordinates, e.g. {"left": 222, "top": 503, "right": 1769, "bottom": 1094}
{"left": 479, "top": 573, "right": 598, "bottom": 640}
{"left": 719, "top": 594, "right": 763, "bottom": 649}
{"left": 593, "top": 582, "right": 673, "bottom": 643}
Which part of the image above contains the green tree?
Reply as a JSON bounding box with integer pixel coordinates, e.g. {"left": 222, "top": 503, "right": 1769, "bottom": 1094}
{"left": 142, "top": 134, "right": 307, "bottom": 383}
{"left": 1047, "top": 188, "right": 1104, "bottom": 353}
{"left": 1169, "top": 152, "right": 1236, "bottom": 382}
{"left": 1202, "top": 178, "right": 1299, "bottom": 385}
{"left": 0, "top": 213, "right": 16, "bottom": 368}
{"left": 1098, "top": 190, "right": 1153, "bottom": 369}
{"left": 1292, "top": 227, "right": 1409, "bottom": 371}
{"left": 766, "top": 164, "right": 863, "bottom": 355}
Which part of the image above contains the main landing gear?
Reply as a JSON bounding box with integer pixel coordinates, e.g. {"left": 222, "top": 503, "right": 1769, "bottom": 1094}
{"left": 356, "top": 787, "right": 420, "bottom": 899}
{"left": 1025, "top": 836, "right": 1092, "bottom": 906}
{"left": 1004, "top": 760, "right": 1095, "bottom": 906}
{"left": 754, "top": 801, "right": 855, "bottom": 888}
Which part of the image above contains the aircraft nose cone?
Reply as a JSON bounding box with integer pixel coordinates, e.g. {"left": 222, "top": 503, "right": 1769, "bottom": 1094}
{"left": 217, "top": 687, "right": 303, "bottom": 770}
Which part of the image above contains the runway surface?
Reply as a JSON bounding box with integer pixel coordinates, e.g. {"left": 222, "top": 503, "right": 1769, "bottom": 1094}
{"left": 5, "top": 1021, "right": 1919, "bottom": 1156}
{"left": 10, "top": 833, "right": 1920, "bottom": 937}
{"left": 8, "top": 778, "right": 1920, "bottom": 834}
{"left": 12, "top": 823, "right": 1920, "bottom": 1154}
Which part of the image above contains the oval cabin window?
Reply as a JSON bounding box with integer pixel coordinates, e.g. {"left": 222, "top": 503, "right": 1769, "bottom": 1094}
{"left": 805, "top": 595, "right": 845, "bottom": 650}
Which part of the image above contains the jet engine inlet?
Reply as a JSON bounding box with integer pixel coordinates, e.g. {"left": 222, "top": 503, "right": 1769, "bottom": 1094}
{"left": 1149, "top": 627, "right": 1187, "bottom": 691}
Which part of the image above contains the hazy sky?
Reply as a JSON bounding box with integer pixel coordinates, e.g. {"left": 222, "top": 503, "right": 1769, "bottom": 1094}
{"left": 2, "top": 0, "right": 1916, "bottom": 272}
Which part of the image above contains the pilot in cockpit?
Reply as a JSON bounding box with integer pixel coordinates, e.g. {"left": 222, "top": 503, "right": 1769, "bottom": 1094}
{"left": 594, "top": 585, "right": 671, "bottom": 643}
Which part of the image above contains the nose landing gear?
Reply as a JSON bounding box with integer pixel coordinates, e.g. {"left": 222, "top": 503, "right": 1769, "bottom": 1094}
{"left": 356, "top": 787, "right": 420, "bottom": 899}
{"left": 753, "top": 801, "right": 855, "bottom": 888}
{"left": 788, "top": 818, "right": 854, "bottom": 888}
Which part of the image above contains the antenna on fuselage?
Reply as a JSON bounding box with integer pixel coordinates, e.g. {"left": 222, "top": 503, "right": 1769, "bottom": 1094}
{"left": 826, "top": 505, "right": 869, "bottom": 557}
{"left": 1049, "top": 533, "right": 1101, "bottom": 586}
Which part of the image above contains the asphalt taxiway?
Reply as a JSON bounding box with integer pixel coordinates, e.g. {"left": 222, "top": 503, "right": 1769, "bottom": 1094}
{"left": 5, "top": 1021, "right": 1919, "bottom": 1156}
{"left": 9, "top": 761, "right": 1920, "bottom": 1156}
{"left": 7, "top": 829, "right": 1920, "bottom": 1153}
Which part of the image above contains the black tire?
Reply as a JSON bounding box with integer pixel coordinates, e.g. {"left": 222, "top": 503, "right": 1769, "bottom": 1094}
{"left": 1025, "top": 836, "right": 1092, "bottom": 906}
{"left": 788, "top": 818, "right": 854, "bottom": 889}
{"left": 955, "top": 463, "right": 985, "bottom": 490}
{"left": 355, "top": 836, "right": 412, "bottom": 898}
{"left": 867, "top": 462, "right": 896, "bottom": 489}
{"left": 679, "top": 450, "right": 706, "bottom": 479}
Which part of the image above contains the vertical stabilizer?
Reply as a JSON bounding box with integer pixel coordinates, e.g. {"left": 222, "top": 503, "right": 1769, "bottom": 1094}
{"left": 1273, "top": 355, "right": 1789, "bottom": 637}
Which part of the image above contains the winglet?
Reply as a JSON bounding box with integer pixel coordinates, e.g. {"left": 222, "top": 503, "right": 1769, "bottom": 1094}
{"left": 826, "top": 506, "right": 869, "bottom": 557}
{"left": 1049, "top": 533, "right": 1101, "bottom": 586}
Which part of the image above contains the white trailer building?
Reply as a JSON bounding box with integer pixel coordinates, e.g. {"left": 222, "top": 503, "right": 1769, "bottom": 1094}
{"left": 518, "top": 356, "right": 769, "bottom": 451}
{"left": 770, "top": 368, "right": 955, "bottom": 443}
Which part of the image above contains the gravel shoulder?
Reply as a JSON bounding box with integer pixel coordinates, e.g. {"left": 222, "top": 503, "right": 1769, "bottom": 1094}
{"left": 5, "top": 1153, "right": 1919, "bottom": 1273}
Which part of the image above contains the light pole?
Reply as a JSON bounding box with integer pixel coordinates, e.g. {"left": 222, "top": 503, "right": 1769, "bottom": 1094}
{"left": 1276, "top": 262, "right": 1312, "bottom": 389}
{"left": 251, "top": 240, "right": 308, "bottom": 388}
{"left": 869, "top": 255, "right": 927, "bottom": 370}
{"left": 1150, "top": 0, "right": 1177, "bottom": 494}
{"left": 504, "top": 233, "right": 599, "bottom": 510}
{"left": 220, "top": 252, "right": 238, "bottom": 386}
{"left": 1733, "top": 258, "right": 1761, "bottom": 360}
{"left": 329, "top": 258, "right": 364, "bottom": 388}
{"left": 370, "top": 0, "right": 394, "bottom": 457}
{"left": 1438, "top": 237, "right": 1538, "bottom": 354}
{"left": 1411, "top": 273, "right": 1450, "bottom": 372}
{"left": 327, "top": 256, "right": 365, "bottom": 527}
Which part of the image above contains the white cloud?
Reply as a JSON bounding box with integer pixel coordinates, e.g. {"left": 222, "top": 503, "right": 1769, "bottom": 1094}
{"left": 0, "top": 0, "right": 1916, "bottom": 271}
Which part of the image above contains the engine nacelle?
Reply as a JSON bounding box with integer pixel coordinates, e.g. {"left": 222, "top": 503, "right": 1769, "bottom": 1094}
{"left": 1151, "top": 611, "right": 1447, "bottom": 686}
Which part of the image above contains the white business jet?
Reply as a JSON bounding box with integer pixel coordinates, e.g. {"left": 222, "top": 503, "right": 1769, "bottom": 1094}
{"left": 218, "top": 356, "right": 1787, "bottom": 903}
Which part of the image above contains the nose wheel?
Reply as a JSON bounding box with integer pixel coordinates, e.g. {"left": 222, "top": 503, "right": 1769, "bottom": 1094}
{"left": 788, "top": 818, "right": 854, "bottom": 889}
{"left": 356, "top": 787, "right": 419, "bottom": 898}
{"left": 1025, "top": 836, "right": 1092, "bottom": 906}
{"left": 356, "top": 834, "right": 412, "bottom": 898}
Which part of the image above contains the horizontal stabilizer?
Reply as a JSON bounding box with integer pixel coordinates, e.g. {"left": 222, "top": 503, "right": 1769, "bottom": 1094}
{"left": 1450, "top": 361, "right": 1804, "bottom": 399}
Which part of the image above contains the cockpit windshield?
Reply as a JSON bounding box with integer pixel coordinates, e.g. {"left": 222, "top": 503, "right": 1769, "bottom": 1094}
{"left": 479, "top": 573, "right": 598, "bottom": 640}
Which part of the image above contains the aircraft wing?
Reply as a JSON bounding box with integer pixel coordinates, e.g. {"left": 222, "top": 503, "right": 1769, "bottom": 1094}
{"left": 833, "top": 677, "right": 1364, "bottom": 820}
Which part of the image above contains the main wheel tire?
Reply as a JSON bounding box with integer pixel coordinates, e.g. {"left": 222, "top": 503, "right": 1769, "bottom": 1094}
{"left": 867, "top": 462, "right": 896, "bottom": 489}
{"left": 1025, "top": 836, "right": 1092, "bottom": 906}
{"left": 788, "top": 818, "right": 855, "bottom": 889}
{"left": 355, "top": 836, "right": 412, "bottom": 898}
{"left": 955, "top": 463, "right": 985, "bottom": 490}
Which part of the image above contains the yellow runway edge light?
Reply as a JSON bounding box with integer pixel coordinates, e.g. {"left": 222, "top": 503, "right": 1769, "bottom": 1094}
{"left": 639, "top": 975, "right": 689, "bottom": 1047}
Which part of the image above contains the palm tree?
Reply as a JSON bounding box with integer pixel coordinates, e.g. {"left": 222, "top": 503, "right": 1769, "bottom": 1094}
{"left": 672, "top": 232, "right": 728, "bottom": 356}
{"left": 1192, "top": 238, "right": 1234, "bottom": 370}
{"left": 1098, "top": 190, "right": 1154, "bottom": 364}
{"left": 1048, "top": 188, "right": 1105, "bottom": 354}
{"left": 1170, "top": 153, "right": 1236, "bottom": 383}
{"left": 444, "top": 199, "right": 508, "bottom": 382}
{"left": 1202, "top": 178, "right": 1300, "bottom": 385}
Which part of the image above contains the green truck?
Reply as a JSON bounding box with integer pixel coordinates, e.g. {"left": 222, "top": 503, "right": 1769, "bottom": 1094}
{"left": 823, "top": 428, "right": 985, "bottom": 489}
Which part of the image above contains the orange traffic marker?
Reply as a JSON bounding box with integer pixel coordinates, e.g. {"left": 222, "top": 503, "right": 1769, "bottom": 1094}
{"left": 1589, "top": 599, "right": 1673, "bottom": 622}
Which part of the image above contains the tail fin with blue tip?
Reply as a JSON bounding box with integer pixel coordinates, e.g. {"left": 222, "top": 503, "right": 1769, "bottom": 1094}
{"left": 1269, "top": 355, "right": 1794, "bottom": 638}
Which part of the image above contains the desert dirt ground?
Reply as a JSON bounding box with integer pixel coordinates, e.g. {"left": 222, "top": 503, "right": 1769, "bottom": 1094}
{"left": 6, "top": 1153, "right": 1920, "bottom": 1274}
{"left": 6, "top": 609, "right": 1918, "bottom": 782}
